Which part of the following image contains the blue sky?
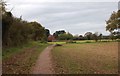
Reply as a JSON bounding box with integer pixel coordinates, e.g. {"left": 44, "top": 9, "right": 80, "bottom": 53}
{"left": 7, "top": 0, "right": 119, "bottom": 35}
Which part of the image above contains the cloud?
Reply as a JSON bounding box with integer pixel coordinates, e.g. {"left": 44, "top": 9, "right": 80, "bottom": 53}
{"left": 6, "top": 1, "right": 118, "bottom": 35}
{"left": 7, "top": 0, "right": 119, "bottom": 4}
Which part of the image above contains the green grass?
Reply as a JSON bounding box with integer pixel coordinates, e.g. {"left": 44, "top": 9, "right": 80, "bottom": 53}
{"left": 48, "top": 40, "right": 95, "bottom": 45}
{"left": 48, "top": 41, "right": 66, "bottom": 44}
{"left": 2, "top": 41, "right": 49, "bottom": 74}
{"left": 2, "top": 41, "right": 49, "bottom": 59}
{"left": 48, "top": 40, "right": 116, "bottom": 45}
{"left": 3, "top": 41, "right": 35, "bottom": 59}
{"left": 52, "top": 42, "right": 118, "bottom": 74}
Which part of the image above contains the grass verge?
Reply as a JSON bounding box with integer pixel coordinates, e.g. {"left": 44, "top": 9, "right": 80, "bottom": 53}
{"left": 2, "top": 41, "right": 49, "bottom": 74}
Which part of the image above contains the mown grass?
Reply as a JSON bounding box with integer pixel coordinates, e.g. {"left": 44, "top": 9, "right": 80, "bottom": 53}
{"left": 52, "top": 42, "right": 118, "bottom": 74}
{"left": 2, "top": 41, "right": 49, "bottom": 74}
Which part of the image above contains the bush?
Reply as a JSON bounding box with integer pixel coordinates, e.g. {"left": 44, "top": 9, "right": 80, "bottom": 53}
{"left": 58, "top": 33, "right": 73, "bottom": 40}
{"left": 85, "top": 41, "right": 91, "bottom": 43}
{"left": 55, "top": 44, "right": 62, "bottom": 46}
{"left": 39, "top": 40, "right": 47, "bottom": 43}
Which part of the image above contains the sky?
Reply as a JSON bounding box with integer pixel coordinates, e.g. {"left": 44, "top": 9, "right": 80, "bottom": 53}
{"left": 6, "top": 0, "right": 119, "bottom": 35}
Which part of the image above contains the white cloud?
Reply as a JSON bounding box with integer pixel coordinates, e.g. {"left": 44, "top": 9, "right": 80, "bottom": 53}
{"left": 7, "top": 0, "right": 120, "bottom": 3}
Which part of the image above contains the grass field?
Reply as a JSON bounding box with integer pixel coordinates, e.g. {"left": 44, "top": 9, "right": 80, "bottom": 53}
{"left": 48, "top": 40, "right": 117, "bottom": 45}
{"left": 52, "top": 42, "right": 118, "bottom": 74}
{"left": 2, "top": 41, "right": 49, "bottom": 74}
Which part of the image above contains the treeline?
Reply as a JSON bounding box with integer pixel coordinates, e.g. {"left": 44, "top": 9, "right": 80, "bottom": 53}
{"left": 106, "top": 10, "right": 120, "bottom": 39}
{"left": 50, "top": 29, "right": 119, "bottom": 42}
{"left": 1, "top": 1, "right": 50, "bottom": 47}
{"left": 51, "top": 30, "right": 104, "bottom": 42}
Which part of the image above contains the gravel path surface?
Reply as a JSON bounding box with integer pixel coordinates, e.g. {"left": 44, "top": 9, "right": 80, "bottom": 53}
{"left": 32, "top": 44, "right": 55, "bottom": 74}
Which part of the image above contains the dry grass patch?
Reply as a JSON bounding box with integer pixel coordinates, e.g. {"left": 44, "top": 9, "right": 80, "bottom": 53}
{"left": 52, "top": 42, "right": 118, "bottom": 74}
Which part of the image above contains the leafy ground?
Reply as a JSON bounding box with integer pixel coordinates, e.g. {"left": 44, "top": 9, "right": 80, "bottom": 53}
{"left": 52, "top": 42, "right": 118, "bottom": 74}
{"left": 2, "top": 41, "right": 49, "bottom": 74}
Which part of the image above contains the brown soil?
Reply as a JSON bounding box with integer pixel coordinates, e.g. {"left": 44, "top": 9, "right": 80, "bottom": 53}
{"left": 31, "top": 44, "right": 55, "bottom": 74}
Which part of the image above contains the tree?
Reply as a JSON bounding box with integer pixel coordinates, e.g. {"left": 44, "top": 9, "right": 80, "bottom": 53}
{"left": 0, "top": 0, "right": 6, "bottom": 14}
{"left": 1, "top": 0, "right": 48, "bottom": 47}
{"left": 53, "top": 30, "right": 66, "bottom": 39}
{"left": 2, "top": 1, "right": 13, "bottom": 46}
{"left": 84, "top": 32, "right": 93, "bottom": 40}
{"left": 73, "top": 35, "right": 79, "bottom": 40}
{"left": 30, "top": 21, "right": 45, "bottom": 41}
{"left": 58, "top": 32, "right": 73, "bottom": 40}
{"left": 92, "top": 32, "right": 102, "bottom": 42}
{"left": 106, "top": 10, "right": 120, "bottom": 39}
{"left": 79, "top": 35, "right": 84, "bottom": 40}
{"left": 92, "top": 32, "right": 99, "bottom": 42}
{"left": 45, "top": 29, "right": 50, "bottom": 37}
{"left": 73, "top": 35, "right": 84, "bottom": 40}
{"left": 99, "top": 33, "right": 102, "bottom": 41}
{"left": 42, "top": 29, "right": 50, "bottom": 41}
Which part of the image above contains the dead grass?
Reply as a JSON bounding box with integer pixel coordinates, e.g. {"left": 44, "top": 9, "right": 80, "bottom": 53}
{"left": 52, "top": 42, "right": 118, "bottom": 74}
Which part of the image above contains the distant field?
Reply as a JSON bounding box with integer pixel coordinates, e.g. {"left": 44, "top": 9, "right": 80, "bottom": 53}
{"left": 48, "top": 40, "right": 117, "bottom": 45}
{"left": 48, "top": 41, "right": 66, "bottom": 44}
{"left": 52, "top": 42, "right": 118, "bottom": 74}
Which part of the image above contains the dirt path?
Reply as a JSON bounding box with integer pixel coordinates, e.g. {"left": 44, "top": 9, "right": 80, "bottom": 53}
{"left": 32, "top": 44, "right": 55, "bottom": 74}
